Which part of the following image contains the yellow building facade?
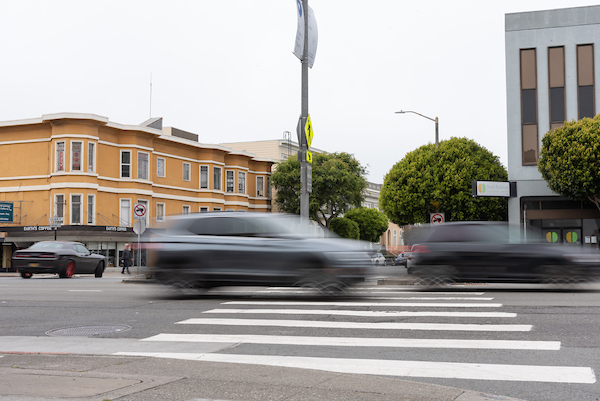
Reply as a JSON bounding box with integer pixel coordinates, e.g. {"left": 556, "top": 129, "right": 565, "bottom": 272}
{"left": 0, "top": 113, "right": 274, "bottom": 268}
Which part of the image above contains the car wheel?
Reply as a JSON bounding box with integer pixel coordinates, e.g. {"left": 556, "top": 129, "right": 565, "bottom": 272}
{"left": 59, "top": 261, "right": 75, "bottom": 278}
{"left": 20, "top": 272, "right": 32, "bottom": 279}
{"left": 94, "top": 262, "right": 104, "bottom": 278}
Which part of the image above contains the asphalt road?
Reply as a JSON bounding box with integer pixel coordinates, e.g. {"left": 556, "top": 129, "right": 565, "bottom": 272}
{"left": 1, "top": 267, "right": 600, "bottom": 401}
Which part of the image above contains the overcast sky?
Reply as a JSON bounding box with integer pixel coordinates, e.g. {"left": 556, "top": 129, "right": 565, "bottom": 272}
{"left": 1, "top": 1, "right": 598, "bottom": 183}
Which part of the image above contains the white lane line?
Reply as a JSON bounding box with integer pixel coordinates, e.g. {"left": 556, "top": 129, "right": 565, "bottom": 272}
{"left": 224, "top": 301, "right": 502, "bottom": 308}
{"left": 203, "top": 308, "right": 517, "bottom": 318}
{"left": 359, "top": 297, "right": 494, "bottom": 300}
{"left": 176, "top": 318, "right": 531, "bottom": 332}
{"left": 68, "top": 290, "right": 103, "bottom": 292}
{"left": 113, "top": 352, "right": 596, "bottom": 383}
{"left": 355, "top": 288, "right": 487, "bottom": 295}
{"left": 142, "top": 333, "right": 559, "bottom": 350}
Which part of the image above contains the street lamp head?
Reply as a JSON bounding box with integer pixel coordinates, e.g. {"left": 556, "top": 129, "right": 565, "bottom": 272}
{"left": 395, "top": 110, "right": 405, "bottom": 114}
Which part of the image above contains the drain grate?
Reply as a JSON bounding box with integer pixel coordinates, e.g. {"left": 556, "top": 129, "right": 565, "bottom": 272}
{"left": 46, "top": 325, "right": 132, "bottom": 337}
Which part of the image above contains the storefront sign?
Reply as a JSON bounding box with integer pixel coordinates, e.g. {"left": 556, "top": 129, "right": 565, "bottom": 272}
{"left": 106, "top": 226, "right": 127, "bottom": 232}
{"left": 0, "top": 202, "right": 13, "bottom": 222}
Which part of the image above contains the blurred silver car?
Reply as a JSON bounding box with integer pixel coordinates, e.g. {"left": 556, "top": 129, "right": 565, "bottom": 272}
{"left": 147, "top": 212, "right": 370, "bottom": 293}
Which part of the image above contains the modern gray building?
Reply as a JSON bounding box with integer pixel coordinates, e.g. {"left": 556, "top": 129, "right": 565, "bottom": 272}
{"left": 505, "top": 5, "right": 600, "bottom": 245}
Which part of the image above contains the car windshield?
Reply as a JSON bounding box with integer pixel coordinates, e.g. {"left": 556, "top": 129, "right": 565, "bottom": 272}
{"left": 28, "top": 242, "right": 66, "bottom": 250}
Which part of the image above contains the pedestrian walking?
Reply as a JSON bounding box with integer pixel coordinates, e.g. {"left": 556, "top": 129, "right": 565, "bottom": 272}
{"left": 121, "top": 244, "right": 132, "bottom": 274}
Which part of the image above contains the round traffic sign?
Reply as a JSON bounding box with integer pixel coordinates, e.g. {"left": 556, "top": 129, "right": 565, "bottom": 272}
{"left": 430, "top": 213, "right": 445, "bottom": 224}
{"left": 134, "top": 203, "right": 147, "bottom": 217}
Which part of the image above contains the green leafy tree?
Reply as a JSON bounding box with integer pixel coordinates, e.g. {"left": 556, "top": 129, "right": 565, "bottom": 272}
{"left": 380, "top": 137, "right": 508, "bottom": 226}
{"left": 329, "top": 217, "right": 360, "bottom": 239}
{"left": 271, "top": 152, "right": 368, "bottom": 227}
{"left": 538, "top": 115, "right": 600, "bottom": 211}
{"left": 344, "top": 207, "right": 389, "bottom": 243}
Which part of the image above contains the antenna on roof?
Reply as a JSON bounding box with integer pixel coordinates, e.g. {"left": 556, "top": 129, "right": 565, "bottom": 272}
{"left": 149, "top": 73, "right": 153, "bottom": 118}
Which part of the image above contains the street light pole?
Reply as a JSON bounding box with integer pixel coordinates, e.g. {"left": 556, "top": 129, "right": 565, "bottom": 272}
{"left": 395, "top": 110, "right": 439, "bottom": 149}
{"left": 299, "top": 0, "right": 309, "bottom": 220}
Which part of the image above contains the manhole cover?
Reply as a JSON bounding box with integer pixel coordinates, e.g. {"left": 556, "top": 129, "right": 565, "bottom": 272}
{"left": 46, "top": 325, "right": 132, "bottom": 337}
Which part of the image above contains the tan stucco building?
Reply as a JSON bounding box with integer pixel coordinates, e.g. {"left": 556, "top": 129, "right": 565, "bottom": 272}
{"left": 0, "top": 113, "right": 274, "bottom": 268}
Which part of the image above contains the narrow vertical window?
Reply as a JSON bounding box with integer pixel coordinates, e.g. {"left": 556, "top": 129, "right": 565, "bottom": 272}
{"left": 71, "top": 194, "right": 81, "bottom": 225}
{"left": 183, "top": 162, "right": 191, "bottom": 181}
{"left": 71, "top": 142, "right": 82, "bottom": 171}
{"left": 200, "top": 166, "right": 208, "bottom": 188}
{"left": 238, "top": 171, "right": 246, "bottom": 194}
{"left": 137, "top": 200, "right": 149, "bottom": 226}
{"left": 548, "top": 46, "right": 565, "bottom": 130}
{"left": 256, "top": 176, "right": 264, "bottom": 197}
{"left": 213, "top": 167, "right": 222, "bottom": 190}
{"left": 55, "top": 194, "right": 65, "bottom": 218}
{"left": 138, "top": 152, "right": 149, "bottom": 180}
{"left": 182, "top": 205, "right": 190, "bottom": 214}
{"left": 88, "top": 142, "right": 95, "bottom": 173}
{"left": 56, "top": 142, "right": 65, "bottom": 172}
{"left": 226, "top": 170, "right": 234, "bottom": 193}
{"left": 87, "top": 194, "right": 95, "bottom": 224}
{"left": 578, "top": 44, "right": 595, "bottom": 119}
{"left": 157, "top": 157, "right": 166, "bottom": 178}
{"left": 121, "top": 151, "right": 131, "bottom": 178}
{"left": 266, "top": 176, "right": 271, "bottom": 198}
{"left": 156, "top": 203, "right": 165, "bottom": 222}
{"left": 120, "top": 199, "right": 131, "bottom": 227}
{"left": 520, "top": 48, "right": 538, "bottom": 165}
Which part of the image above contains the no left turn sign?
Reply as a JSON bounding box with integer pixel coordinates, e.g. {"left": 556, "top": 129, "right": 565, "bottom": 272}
{"left": 134, "top": 203, "right": 147, "bottom": 220}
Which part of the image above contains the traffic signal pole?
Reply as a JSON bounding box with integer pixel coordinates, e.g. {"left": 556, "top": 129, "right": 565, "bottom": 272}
{"left": 300, "top": 0, "right": 309, "bottom": 220}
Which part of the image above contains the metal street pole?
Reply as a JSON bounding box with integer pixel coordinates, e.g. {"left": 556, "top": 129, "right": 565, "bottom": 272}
{"left": 395, "top": 110, "right": 439, "bottom": 149}
{"left": 300, "top": 0, "right": 309, "bottom": 220}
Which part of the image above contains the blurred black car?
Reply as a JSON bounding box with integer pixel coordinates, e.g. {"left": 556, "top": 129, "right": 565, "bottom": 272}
{"left": 13, "top": 241, "right": 106, "bottom": 279}
{"left": 409, "top": 222, "right": 600, "bottom": 285}
{"left": 392, "top": 253, "right": 407, "bottom": 267}
{"left": 147, "top": 212, "right": 370, "bottom": 293}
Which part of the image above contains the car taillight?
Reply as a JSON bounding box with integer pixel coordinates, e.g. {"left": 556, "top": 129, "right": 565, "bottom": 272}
{"left": 14, "top": 253, "right": 30, "bottom": 258}
{"left": 38, "top": 253, "right": 56, "bottom": 258}
{"left": 411, "top": 245, "right": 430, "bottom": 254}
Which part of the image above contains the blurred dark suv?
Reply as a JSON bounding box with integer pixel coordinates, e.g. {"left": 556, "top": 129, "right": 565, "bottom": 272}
{"left": 409, "top": 222, "right": 600, "bottom": 285}
{"left": 147, "top": 212, "right": 370, "bottom": 293}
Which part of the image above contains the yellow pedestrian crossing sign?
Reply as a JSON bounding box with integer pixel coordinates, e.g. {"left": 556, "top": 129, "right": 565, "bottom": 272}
{"left": 306, "top": 150, "right": 313, "bottom": 164}
{"left": 305, "top": 115, "right": 313, "bottom": 149}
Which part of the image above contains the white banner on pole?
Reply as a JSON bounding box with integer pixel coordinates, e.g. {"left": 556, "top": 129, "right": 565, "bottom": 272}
{"left": 293, "top": 0, "right": 318, "bottom": 68}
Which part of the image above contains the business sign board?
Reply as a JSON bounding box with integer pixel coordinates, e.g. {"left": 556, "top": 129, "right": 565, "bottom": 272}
{"left": 472, "top": 181, "right": 516, "bottom": 198}
{"left": 0, "top": 202, "right": 13, "bottom": 222}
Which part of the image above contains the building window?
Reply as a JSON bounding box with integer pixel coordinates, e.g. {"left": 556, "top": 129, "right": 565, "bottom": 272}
{"left": 87, "top": 194, "right": 95, "bottom": 224}
{"left": 267, "top": 176, "right": 271, "bottom": 198}
{"left": 71, "top": 194, "right": 82, "bottom": 225}
{"left": 137, "top": 199, "right": 149, "bottom": 226}
{"left": 120, "top": 199, "right": 131, "bottom": 227}
{"left": 548, "top": 46, "right": 565, "bottom": 130}
{"left": 213, "top": 167, "right": 222, "bottom": 190}
{"left": 256, "top": 176, "right": 264, "bottom": 197}
{"left": 183, "top": 162, "right": 191, "bottom": 181}
{"left": 238, "top": 171, "right": 246, "bottom": 194}
{"left": 182, "top": 205, "right": 190, "bottom": 215}
{"left": 393, "top": 230, "right": 397, "bottom": 246}
{"left": 56, "top": 141, "right": 65, "bottom": 172}
{"left": 156, "top": 203, "right": 165, "bottom": 222}
{"left": 213, "top": 207, "right": 222, "bottom": 211}
{"left": 55, "top": 194, "right": 64, "bottom": 218}
{"left": 121, "top": 151, "right": 131, "bottom": 178}
{"left": 138, "top": 152, "right": 149, "bottom": 180}
{"left": 157, "top": 157, "right": 166, "bottom": 178}
{"left": 71, "top": 141, "right": 82, "bottom": 171}
{"left": 88, "top": 142, "right": 95, "bottom": 173}
{"left": 578, "top": 44, "right": 595, "bottom": 119}
{"left": 200, "top": 165, "right": 209, "bottom": 189}
{"left": 520, "top": 48, "right": 538, "bottom": 165}
{"left": 226, "top": 170, "right": 234, "bottom": 193}
{"left": 200, "top": 207, "right": 208, "bottom": 213}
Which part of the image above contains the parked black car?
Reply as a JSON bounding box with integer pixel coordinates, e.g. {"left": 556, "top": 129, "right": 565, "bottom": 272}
{"left": 409, "top": 222, "right": 600, "bottom": 285}
{"left": 147, "top": 212, "right": 370, "bottom": 293}
{"left": 13, "top": 241, "right": 106, "bottom": 279}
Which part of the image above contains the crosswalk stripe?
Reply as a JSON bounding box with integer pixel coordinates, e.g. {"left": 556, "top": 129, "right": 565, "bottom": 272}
{"left": 176, "top": 318, "right": 531, "bottom": 331}
{"left": 224, "top": 301, "right": 502, "bottom": 308}
{"left": 141, "top": 333, "right": 560, "bottom": 350}
{"left": 202, "top": 308, "right": 517, "bottom": 318}
{"left": 113, "top": 352, "right": 596, "bottom": 384}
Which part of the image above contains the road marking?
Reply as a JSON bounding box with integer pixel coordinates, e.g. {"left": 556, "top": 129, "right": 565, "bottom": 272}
{"left": 176, "top": 318, "right": 531, "bottom": 332}
{"left": 68, "top": 290, "right": 102, "bottom": 292}
{"left": 224, "top": 301, "right": 502, "bottom": 308}
{"left": 203, "top": 308, "right": 517, "bottom": 318}
{"left": 113, "top": 352, "right": 596, "bottom": 383}
{"left": 141, "top": 333, "right": 559, "bottom": 350}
